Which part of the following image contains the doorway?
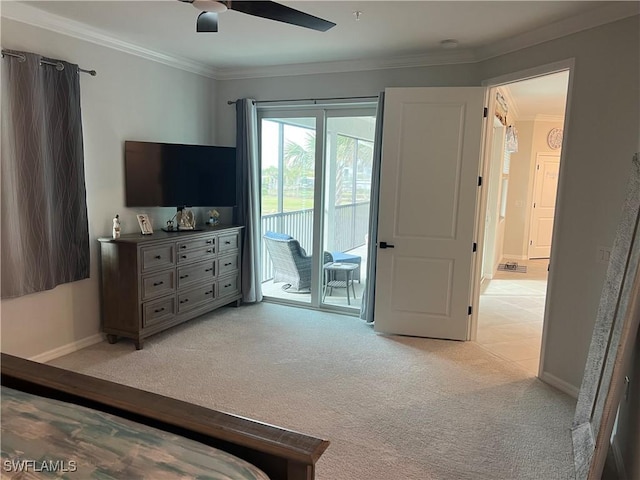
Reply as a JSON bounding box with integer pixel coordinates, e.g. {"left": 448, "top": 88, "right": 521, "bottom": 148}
{"left": 474, "top": 71, "right": 569, "bottom": 375}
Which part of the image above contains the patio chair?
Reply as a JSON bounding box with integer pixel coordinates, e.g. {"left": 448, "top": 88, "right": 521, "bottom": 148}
{"left": 263, "top": 232, "right": 332, "bottom": 292}
{"left": 263, "top": 231, "right": 362, "bottom": 292}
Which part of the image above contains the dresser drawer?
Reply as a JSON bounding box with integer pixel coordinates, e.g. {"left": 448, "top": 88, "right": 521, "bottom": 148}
{"left": 177, "top": 245, "right": 216, "bottom": 264}
{"left": 177, "top": 235, "right": 215, "bottom": 253}
{"left": 141, "top": 244, "right": 175, "bottom": 272}
{"left": 218, "top": 275, "right": 239, "bottom": 298}
{"left": 142, "top": 297, "right": 176, "bottom": 328}
{"left": 177, "top": 260, "right": 215, "bottom": 290}
{"left": 218, "top": 232, "right": 239, "bottom": 253}
{"left": 218, "top": 254, "right": 239, "bottom": 276}
{"left": 141, "top": 270, "right": 176, "bottom": 301}
{"left": 177, "top": 283, "right": 215, "bottom": 313}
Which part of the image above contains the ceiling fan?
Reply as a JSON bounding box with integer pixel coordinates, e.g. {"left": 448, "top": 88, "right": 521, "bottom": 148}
{"left": 179, "top": 0, "right": 336, "bottom": 33}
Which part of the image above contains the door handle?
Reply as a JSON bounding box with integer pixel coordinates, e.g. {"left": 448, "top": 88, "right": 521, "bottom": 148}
{"left": 379, "top": 241, "right": 395, "bottom": 249}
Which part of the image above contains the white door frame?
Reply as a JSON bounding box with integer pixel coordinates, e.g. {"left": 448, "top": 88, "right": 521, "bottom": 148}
{"left": 469, "top": 59, "right": 575, "bottom": 379}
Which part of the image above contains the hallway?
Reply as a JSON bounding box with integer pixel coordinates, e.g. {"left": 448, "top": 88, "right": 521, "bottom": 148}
{"left": 475, "top": 259, "right": 549, "bottom": 375}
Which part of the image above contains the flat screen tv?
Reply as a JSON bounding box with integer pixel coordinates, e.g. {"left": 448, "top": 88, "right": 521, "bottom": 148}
{"left": 124, "top": 141, "right": 237, "bottom": 207}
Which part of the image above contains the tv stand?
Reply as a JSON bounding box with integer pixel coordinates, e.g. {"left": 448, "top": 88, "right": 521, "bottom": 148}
{"left": 98, "top": 226, "right": 243, "bottom": 349}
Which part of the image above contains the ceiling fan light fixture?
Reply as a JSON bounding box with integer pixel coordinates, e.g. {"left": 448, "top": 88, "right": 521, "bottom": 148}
{"left": 192, "top": 0, "right": 228, "bottom": 13}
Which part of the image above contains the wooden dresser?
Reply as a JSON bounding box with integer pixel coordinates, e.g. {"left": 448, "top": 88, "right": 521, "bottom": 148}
{"left": 98, "top": 225, "right": 243, "bottom": 349}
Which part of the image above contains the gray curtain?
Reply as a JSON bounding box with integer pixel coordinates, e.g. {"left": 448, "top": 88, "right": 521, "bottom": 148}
{"left": 360, "top": 92, "right": 385, "bottom": 323}
{"left": 236, "top": 98, "right": 263, "bottom": 303}
{"left": 1, "top": 51, "right": 89, "bottom": 299}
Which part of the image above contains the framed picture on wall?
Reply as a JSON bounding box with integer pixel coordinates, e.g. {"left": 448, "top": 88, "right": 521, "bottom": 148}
{"left": 136, "top": 214, "right": 153, "bottom": 235}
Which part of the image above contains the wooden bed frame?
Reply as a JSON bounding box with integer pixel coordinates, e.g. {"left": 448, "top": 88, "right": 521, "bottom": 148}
{"left": 1, "top": 353, "right": 329, "bottom": 480}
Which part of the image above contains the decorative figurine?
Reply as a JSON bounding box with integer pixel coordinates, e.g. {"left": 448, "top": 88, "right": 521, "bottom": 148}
{"left": 177, "top": 208, "right": 195, "bottom": 230}
{"left": 112, "top": 215, "right": 121, "bottom": 239}
{"left": 208, "top": 209, "right": 220, "bottom": 226}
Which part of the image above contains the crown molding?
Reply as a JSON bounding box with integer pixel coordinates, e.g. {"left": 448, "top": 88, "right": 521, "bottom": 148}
{"left": 476, "top": 1, "right": 640, "bottom": 61}
{"left": 0, "top": 1, "right": 219, "bottom": 79}
{"left": 215, "top": 49, "right": 477, "bottom": 80}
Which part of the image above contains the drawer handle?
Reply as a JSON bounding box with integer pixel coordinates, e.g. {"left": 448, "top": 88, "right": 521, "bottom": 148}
{"left": 205, "top": 268, "right": 213, "bottom": 272}
{"left": 207, "top": 249, "right": 213, "bottom": 253}
{"left": 180, "top": 274, "right": 189, "bottom": 279}
{"left": 205, "top": 290, "right": 213, "bottom": 295}
{"left": 224, "top": 283, "right": 232, "bottom": 288}
{"left": 180, "top": 245, "right": 187, "bottom": 249}
{"left": 225, "top": 241, "right": 231, "bottom": 245}
{"left": 180, "top": 299, "right": 189, "bottom": 304}
{"left": 154, "top": 307, "right": 165, "bottom": 313}
{"left": 155, "top": 255, "right": 162, "bottom": 259}
{"left": 224, "top": 262, "right": 232, "bottom": 267}
{"left": 181, "top": 255, "right": 187, "bottom": 259}
{"left": 206, "top": 240, "right": 213, "bottom": 244}
{"left": 153, "top": 281, "right": 164, "bottom": 286}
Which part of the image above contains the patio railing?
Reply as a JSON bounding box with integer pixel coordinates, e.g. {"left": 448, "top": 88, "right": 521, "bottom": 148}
{"left": 261, "top": 201, "right": 370, "bottom": 282}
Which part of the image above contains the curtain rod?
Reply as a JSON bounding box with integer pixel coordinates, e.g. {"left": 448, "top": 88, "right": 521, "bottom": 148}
{"left": 227, "top": 95, "right": 378, "bottom": 105}
{"left": 1, "top": 50, "right": 97, "bottom": 76}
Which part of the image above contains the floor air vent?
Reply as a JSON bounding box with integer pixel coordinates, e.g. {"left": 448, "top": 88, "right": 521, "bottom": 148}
{"left": 497, "top": 262, "right": 528, "bottom": 273}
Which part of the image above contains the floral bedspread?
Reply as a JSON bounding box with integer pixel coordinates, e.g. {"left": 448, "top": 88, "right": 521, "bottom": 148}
{"left": 1, "top": 386, "right": 270, "bottom": 479}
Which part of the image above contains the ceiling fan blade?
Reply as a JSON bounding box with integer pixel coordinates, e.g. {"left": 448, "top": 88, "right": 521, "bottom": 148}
{"left": 228, "top": 1, "right": 335, "bottom": 32}
{"left": 197, "top": 11, "right": 218, "bottom": 32}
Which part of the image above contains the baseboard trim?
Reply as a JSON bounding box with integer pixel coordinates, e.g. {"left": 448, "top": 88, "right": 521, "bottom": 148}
{"left": 611, "top": 435, "right": 628, "bottom": 480}
{"left": 539, "top": 371, "right": 580, "bottom": 398}
{"left": 29, "top": 334, "right": 104, "bottom": 363}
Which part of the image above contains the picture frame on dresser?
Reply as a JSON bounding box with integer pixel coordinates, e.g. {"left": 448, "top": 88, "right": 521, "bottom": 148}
{"left": 98, "top": 226, "right": 243, "bottom": 350}
{"left": 136, "top": 213, "right": 153, "bottom": 235}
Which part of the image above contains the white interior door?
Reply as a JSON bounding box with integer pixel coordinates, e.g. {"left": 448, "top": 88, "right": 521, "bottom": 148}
{"left": 529, "top": 153, "right": 560, "bottom": 259}
{"left": 374, "top": 87, "right": 485, "bottom": 340}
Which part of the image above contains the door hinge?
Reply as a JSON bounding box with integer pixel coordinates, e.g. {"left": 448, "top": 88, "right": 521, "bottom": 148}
{"left": 537, "top": 164, "right": 540, "bottom": 170}
{"left": 530, "top": 240, "right": 533, "bottom": 246}
{"left": 473, "top": 242, "right": 477, "bottom": 252}
{"left": 483, "top": 107, "right": 488, "bottom": 118}
{"left": 478, "top": 176, "right": 483, "bottom": 186}
{"left": 533, "top": 202, "right": 536, "bottom": 208}
{"left": 468, "top": 306, "right": 473, "bottom": 315}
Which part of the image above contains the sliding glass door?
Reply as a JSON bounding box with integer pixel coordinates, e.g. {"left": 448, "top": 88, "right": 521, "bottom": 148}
{"left": 259, "top": 105, "right": 376, "bottom": 312}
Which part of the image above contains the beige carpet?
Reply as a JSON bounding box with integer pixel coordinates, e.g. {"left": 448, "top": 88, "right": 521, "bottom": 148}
{"left": 50, "top": 303, "right": 576, "bottom": 480}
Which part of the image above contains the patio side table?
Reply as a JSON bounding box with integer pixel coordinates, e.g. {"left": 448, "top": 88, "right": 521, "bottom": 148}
{"left": 323, "top": 263, "right": 359, "bottom": 305}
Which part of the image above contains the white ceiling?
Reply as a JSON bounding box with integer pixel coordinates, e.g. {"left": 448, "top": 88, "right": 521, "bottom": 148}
{"left": 502, "top": 71, "right": 570, "bottom": 120}
{"left": 9, "top": 1, "right": 634, "bottom": 70}
{"left": 3, "top": 1, "right": 633, "bottom": 117}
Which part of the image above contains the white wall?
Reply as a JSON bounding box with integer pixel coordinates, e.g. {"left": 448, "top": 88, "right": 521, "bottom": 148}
{"left": 0, "top": 18, "right": 216, "bottom": 359}
{"left": 216, "top": 64, "right": 481, "bottom": 145}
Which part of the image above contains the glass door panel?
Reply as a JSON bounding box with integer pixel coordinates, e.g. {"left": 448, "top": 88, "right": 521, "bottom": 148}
{"left": 321, "top": 115, "right": 376, "bottom": 310}
{"left": 260, "top": 116, "right": 317, "bottom": 305}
